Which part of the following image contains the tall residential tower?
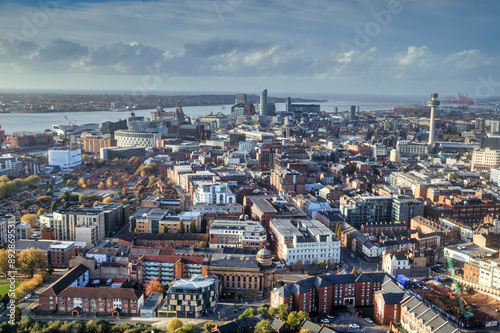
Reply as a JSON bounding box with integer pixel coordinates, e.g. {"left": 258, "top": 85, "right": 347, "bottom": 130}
{"left": 259, "top": 89, "right": 267, "bottom": 116}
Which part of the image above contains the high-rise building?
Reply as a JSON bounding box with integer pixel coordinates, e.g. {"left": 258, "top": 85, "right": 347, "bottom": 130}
{"left": 427, "top": 92, "right": 440, "bottom": 149}
{"left": 235, "top": 93, "right": 247, "bottom": 105}
{"left": 259, "top": 89, "right": 267, "bottom": 116}
{"left": 350, "top": 105, "right": 356, "bottom": 120}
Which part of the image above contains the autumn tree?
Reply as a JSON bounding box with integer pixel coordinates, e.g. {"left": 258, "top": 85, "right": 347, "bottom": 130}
{"left": 351, "top": 268, "right": 357, "bottom": 274}
{"left": 37, "top": 208, "right": 47, "bottom": 217}
{"left": 254, "top": 320, "right": 272, "bottom": 333}
{"left": 82, "top": 154, "right": 90, "bottom": 162}
{"left": 162, "top": 225, "right": 169, "bottom": 234}
{"left": 204, "top": 322, "right": 215, "bottom": 333}
{"left": 167, "top": 317, "right": 183, "bottom": 332}
{"left": 299, "top": 329, "right": 311, "bottom": 333}
{"left": 102, "top": 196, "right": 113, "bottom": 204}
{"left": 0, "top": 249, "right": 16, "bottom": 275}
{"left": 106, "top": 178, "right": 113, "bottom": 189}
{"left": 97, "top": 182, "right": 105, "bottom": 189}
{"left": 77, "top": 178, "right": 85, "bottom": 187}
{"left": 21, "top": 214, "right": 38, "bottom": 228}
{"left": 17, "top": 248, "right": 48, "bottom": 277}
{"left": 257, "top": 306, "right": 269, "bottom": 317}
{"left": 178, "top": 220, "right": 185, "bottom": 233}
{"left": 66, "top": 179, "right": 75, "bottom": 186}
{"left": 189, "top": 219, "right": 197, "bottom": 233}
{"left": 14, "top": 305, "right": 21, "bottom": 322}
{"left": 145, "top": 277, "right": 164, "bottom": 296}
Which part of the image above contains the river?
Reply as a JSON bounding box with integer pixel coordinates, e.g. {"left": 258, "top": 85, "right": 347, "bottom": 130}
{"left": 0, "top": 94, "right": 425, "bottom": 135}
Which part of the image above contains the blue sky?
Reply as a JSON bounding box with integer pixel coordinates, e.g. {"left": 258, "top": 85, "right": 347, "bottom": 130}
{"left": 0, "top": 0, "right": 499, "bottom": 97}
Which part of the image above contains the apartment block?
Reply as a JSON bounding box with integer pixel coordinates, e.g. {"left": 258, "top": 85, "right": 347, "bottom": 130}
{"left": 208, "top": 220, "right": 266, "bottom": 250}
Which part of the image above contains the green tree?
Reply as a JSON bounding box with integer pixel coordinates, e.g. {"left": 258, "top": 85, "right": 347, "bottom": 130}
{"left": 256, "top": 306, "right": 269, "bottom": 317}
{"left": 254, "top": 320, "right": 272, "bottom": 333}
{"left": 178, "top": 220, "right": 185, "bottom": 234}
{"left": 85, "top": 319, "right": 111, "bottom": 333}
{"left": 82, "top": 154, "right": 90, "bottom": 162}
{"left": 50, "top": 200, "right": 57, "bottom": 212}
{"left": 17, "top": 248, "right": 48, "bottom": 277}
{"left": 162, "top": 224, "right": 169, "bottom": 234}
{"left": 204, "top": 322, "right": 215, "bottom": 333}
{"left": 276, "top": 304, "right": 291, "bottom": 321}
{"left": 167, "top": 317, "right": 183, "bottom": 332}
{"left": 189, "top": 219, "right": 197, "bottom": 233}
{"left": 1, "top": 294, "right": 9, "bottom": 310}
{"left": 14, "top": 306, "right": 21, "bottom": 322}
{"left": 176, "top": 323, "right": 197, "bottom": 333}
{"left": 287, "top": 311, "right": 309, "bottom": 331}
{"left": 268, "top": 306, "right": 278, "bottom": 318}
{"left": 66, "top": 179, "right": 75, "bottom": 186}
{"left": 238, "top": 307, "right": 256, "bottom": 319}
{"left": 45, "top": 188, "right": 53, "bottom": 196}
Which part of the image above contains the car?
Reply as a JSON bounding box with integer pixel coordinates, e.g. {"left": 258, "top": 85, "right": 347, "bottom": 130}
{"left": 349, "top": 323, "right": 360, "bottom": 329}
{"left": 422, "top": 286, "right": 429, "bottom": 290}
{"left": 24, "top": 294, "right": 32, "bottom": 300}
{"left": 364, "top": 318, "right": 373, "bottom": 323}
{"left": 350, "top": 254, "right": 356, "bottom": 259}
{"left": 327, "top": 314, "right": 335, "bottom": 319}
{"left": 320, "top": 318, "right": 330, "bottom": 323}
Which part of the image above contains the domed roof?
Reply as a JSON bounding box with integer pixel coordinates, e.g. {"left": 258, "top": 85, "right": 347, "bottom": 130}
{"left": 257, "top": 248, "right": 272, "bottom": 259}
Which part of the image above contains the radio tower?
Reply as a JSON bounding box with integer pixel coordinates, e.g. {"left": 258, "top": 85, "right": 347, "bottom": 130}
{"left": 427, "top": 92, "right": 440, "bottom": 150}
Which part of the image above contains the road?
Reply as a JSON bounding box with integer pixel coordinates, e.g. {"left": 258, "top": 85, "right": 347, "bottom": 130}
{"left": 340, "top": 247, "right": 380, "bottom": 273}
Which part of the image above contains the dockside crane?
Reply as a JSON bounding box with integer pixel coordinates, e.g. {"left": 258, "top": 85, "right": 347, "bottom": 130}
{"left": 446, "top": 250, "right": 473, "bottom": 319}
{"left": 58, "top": 111, "right": 77, "bottom": 135}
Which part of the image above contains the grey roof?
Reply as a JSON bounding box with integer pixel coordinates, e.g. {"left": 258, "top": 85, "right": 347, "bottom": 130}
{"left": 40, "top": 264, "right": 89, "bottom": 297}
{"left": 209, "top": 253, "right": 259, "bottom": 268}
{"left": 404, "top": 296, "right": 461, "bottom": 333}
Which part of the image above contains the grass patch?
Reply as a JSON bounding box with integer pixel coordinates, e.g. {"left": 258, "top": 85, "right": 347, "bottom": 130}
{"left": 0, "top": 280, "right": 20, "bottom": 295}
{"left": 356, "top": 307, "right": 374, "bottom": 319}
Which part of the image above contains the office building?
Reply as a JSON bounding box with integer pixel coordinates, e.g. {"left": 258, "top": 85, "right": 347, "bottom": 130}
{"left": 160, "top": 275, "right": 218, "bottom": 318}
{"left": 192, "top": 182, "right": 235, "bottom": 205}
{"left": 208, "top": 220, "right": 266, "bottom": 250}
{"left": 270, "top": 168, "right": 306, "bottom": 195}
{"left": 48, "top": 147, "right": 82, "bottom": 169}
{"left": 491, "top": 168, "right": 500, "bottom": 186}
{"left": 114, "top": 130, "right": 162, "bottom": 147}
{"left": 259, "top": 89, "right": 267, "bottom": 116}
{"left": 340, "top": 196, "right": 393, "bottom": 226}
{"left": 471, "top": 148, "right": 500, "bottom": 171}
{"left": 269, "top": 218, "right": 340, "bottom": 265}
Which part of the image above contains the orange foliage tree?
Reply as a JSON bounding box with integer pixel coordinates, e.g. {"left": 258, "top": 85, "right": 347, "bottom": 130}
{"left": 145, "top": 277, "right": 164, "bottom": 296}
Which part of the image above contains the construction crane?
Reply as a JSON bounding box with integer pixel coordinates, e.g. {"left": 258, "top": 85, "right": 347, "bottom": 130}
{"left": 446, "top": 252, "right": 473, "bottom": 319}
{"left": 58, "top": 111, "right": 77, "bottom": 135}
{"left": 0, "top": 124, "right": 8, "bottom": 155}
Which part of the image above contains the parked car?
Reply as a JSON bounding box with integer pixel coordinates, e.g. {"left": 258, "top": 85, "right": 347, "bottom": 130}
{"left": 349, "top": 323, "right": 360, "bottom": 329}
{"left": 320, "top": 318, "right": 330, "bottom": 323}
{"left": 327, "top": 314, "right": 335, "bottom": 319}
{"left": 350, "top": 254, "right": 356, "bottom": 259}
{"left": 24, "top": 294, "right": 32, "bottom": 300}
{"left": 364, "top": 318, "right": 373, "bottom": 323}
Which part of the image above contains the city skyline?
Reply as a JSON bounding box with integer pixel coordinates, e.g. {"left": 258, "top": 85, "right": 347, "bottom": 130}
{"left": 0, "top": 0, "right": 499, "bottom": 96}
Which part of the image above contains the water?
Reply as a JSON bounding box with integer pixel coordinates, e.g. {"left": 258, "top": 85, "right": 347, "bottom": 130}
{"left": 0, "top": 93, "right": 425, "bottom": 135}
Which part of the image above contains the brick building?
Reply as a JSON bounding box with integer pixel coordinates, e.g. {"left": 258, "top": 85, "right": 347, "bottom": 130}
{"left": 360, "top": 222, "right": 407, "bottom": 236}
{"left": 400, "top": 296, "right": 462, "bottom": 333}
{"left": 133, "top": 255, "right": 206, "bottom": 286}
{"left": 15, "top": 239, "right": 76, "bottom": 268}
{"left": 208, "top": 220, "right": 266, "bottom": 251}
{"left": 270, "top": 168, "right": 306, "bottom": 195}
{"left": 118, "top": 232, "right": 208, "bottom": 248}
{"left": 82, "top": 137, "right": 117, "bottom": 153}
{"left": 373, "top": 279, "right": 410, "bottom": 325}
{"left": 270, "top": 273, "right": 392, "bottom": 314}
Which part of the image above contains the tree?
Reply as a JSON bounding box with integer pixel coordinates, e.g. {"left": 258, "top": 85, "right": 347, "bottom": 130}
{"left": 254, "top": 320, "right": 272, "bottom": 333}
{"left": 17, "top": 248, "right": 48, "bottom": 277}
{"left": 106, "top": 178, "right": 113, "bottom": 189}
{"left": 178, "top": 220, "right": 185, "bottom": 233}
{"left": 82, "top": 154, "right": 90, "bottom": 162}
{"left": 204, "top": 322, "right": 215, "bottom": 333}
{"left": 1, "top": 294, "right": 9, "bottom": 310}
{"left": 14, "top": 305, "right": 21, "bottom": 322}
{"left": 350, "top": 268, "right": 357, "bottom": 274}
{"left": 358, "top": 268, "right": 363, "bottom": 274}
{"left": 299, "top": 329, "right": 311, "bottom": 333}
{"left": 268, "top": 306, "right": 277, "bottom": 318}
{"left": 21, "top": 214, "right": 38, "bottom": 228}
{"left": 167, "top": 317, "right": 183, "bottom": 332}
{"left": 102, "top": 197, "right": 113, "bottom": 204}
{"left": 50, "top": 200, "right": 57, "bottom": 212}
{"left": 162, "top": 225, "right": 169, "bottom": 234}
{"left": 276, "top": 304, "right": 291, "bottom": 321}
{"left": 0, "top": 249, "right": 16, "bottom": 275}
{"left": 66, "top": 179, "right": 75, "bottom": 186}
{"left": 85, "top": 319, "right": 111, "bottom": 333}
{"left": 97, "top": 182, "right": 105, "bottom": 189}
{"left": 145, "top": 277, "right": 164, "bottom": 296}
{"left": 189, "top": 219, "right": 197, "bottom": 233}
{"left": 287, "top": 311, "right": 309, "bottom": 331}
{"left": 238, "top": 307, "right": 256, "bottom": 319}
{"left": 176, "top": 323, "right": 197, "bottom": 333}
{"left": 257, "top": 306, "right": 269, "bottom": 317}
{"left": 36, "top": 208, "right": 47, "bottom": 218}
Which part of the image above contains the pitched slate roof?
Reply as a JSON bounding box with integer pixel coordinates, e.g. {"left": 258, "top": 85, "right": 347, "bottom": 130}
{"left": 58, "top": 287, "right": 142, "bottom": 300}
{"left": 40, "top": 264, "right": 89, "bottom": 297}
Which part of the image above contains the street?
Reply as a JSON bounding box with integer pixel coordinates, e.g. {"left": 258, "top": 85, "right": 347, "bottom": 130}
{"left": 340, "top": 247, "right": 380, "bottom": 273}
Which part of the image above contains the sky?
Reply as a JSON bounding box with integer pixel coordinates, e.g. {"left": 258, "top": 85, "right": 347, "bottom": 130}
{"left": 0, "top": 0, "right": 499, "bottom": 97}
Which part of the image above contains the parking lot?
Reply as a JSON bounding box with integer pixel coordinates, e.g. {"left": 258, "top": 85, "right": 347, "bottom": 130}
{"left": 314, "top": 309, "right": 389, "bottom": 333}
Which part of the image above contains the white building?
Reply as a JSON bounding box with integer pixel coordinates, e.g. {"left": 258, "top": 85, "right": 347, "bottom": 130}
{"left": 490, "top": 168, "right": 500, "bottom": 186}
{"left": 114, "top": 130, "right": 162, "bottom": 147}
{"left": 471, "top": 148, "right": 500, "bottom": 171}
{"left": 0, "top": 214, "right": 14, "bottom": 247}
{"left": 396, "top": 140, "right": 429, "bottom": 155}
{"left": 371, "top": 143, "right": 387, "bottom": 158}
{"left": 270, "top": 218, "right": 341, "bottom": 265}
{"left": 192, "top": 182, "right": 235, "bottom": 205}
{"left": 48, "top": 147, "right": 82, "bottom": 169}
{"left": 208, "top": 220, "right": 266, "bottom": 249}
{"left": 382, "top": 252, "right": 410, "bottom": 277}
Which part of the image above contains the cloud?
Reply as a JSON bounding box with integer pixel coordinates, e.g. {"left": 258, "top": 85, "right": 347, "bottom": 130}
{"left": 37, "top": 38, "right": 88, "bottom": 62}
